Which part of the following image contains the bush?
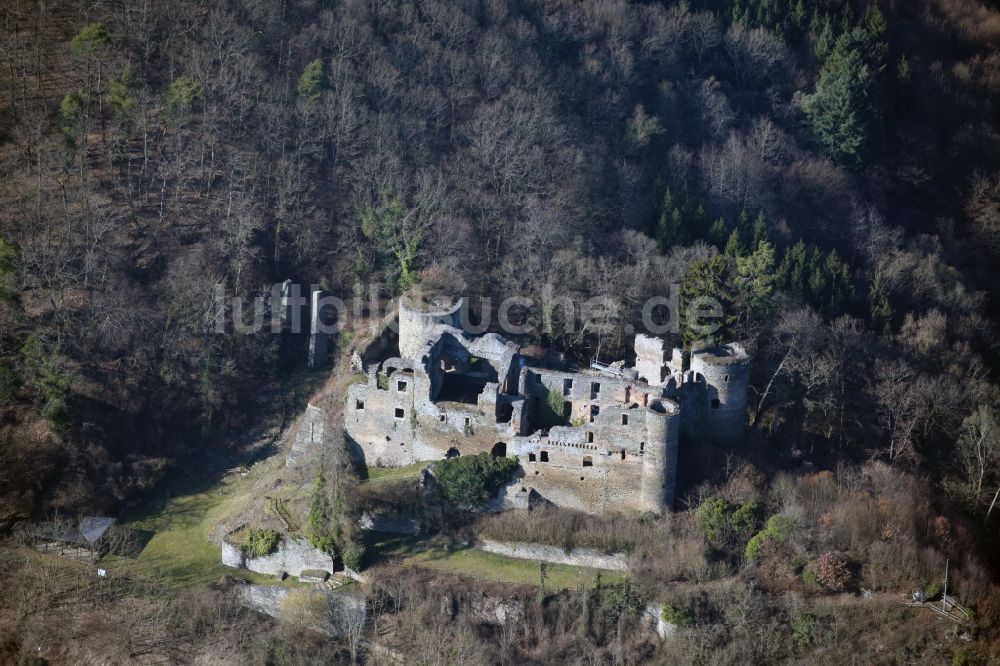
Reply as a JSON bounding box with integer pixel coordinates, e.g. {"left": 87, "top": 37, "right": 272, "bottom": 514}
{"left": 802, "top": 568, "right": 820, "bottom": 588}
{"left": 697, "top": 497, "right": 733, "bottom": 542}
{"left": 660, "top": 602, "right": 693, "bottom": 626}
{"left": 534, "top": 388, "right": 567, "bottom": 428}
{"left": 342, "top": 541, "right": 365, "bottom": 571}
{"left": 810, "top": 551, "right": 851, "bottom": 591}
{"left": 434, "top": 452, "right": 519, "bottom": 508}
{"left": 242, "top": 528, "right": 281, "bottom": 558}
{"left": 730, "top": 498, "right": 762, "bottom": 533}
{"left": 306, "top": 471, "right": 336, "bottom": 555}
{"left": 744, "top": 515, "right": 794, "bottom": 561}
{"left": 791, "top": 613, "right": 815, "bottom": 647}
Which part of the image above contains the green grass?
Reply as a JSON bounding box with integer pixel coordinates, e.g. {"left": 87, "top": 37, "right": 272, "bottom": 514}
{"left": 107, "top": 472, "right": 300, "bottom": 589}
{"left": 361, "top": 461, "right": 428, "bottom": 483}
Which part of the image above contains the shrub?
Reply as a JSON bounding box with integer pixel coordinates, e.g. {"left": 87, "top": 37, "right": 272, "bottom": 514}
{"left": 600, "top": 580, "right": 642, "bottom": 623}
{"left": 730, "top": 498, "right": 762, "bottom": 533}
{"left": 243, "top": 529, "right": 281, "bottom": 558}
{"left": 342, "top": 541, "right": 365, "bottom": 571}
{"left": 802, "top": 568, "right": 820, "bottom": 588}
{"left": 534, "top": 388, "right": 567, "bottom": 428}
{"left": 306, "top": 471, "right": 337, "bottom": 555}
{"left": 811, "top": 551, "right": 851, "bottom": 591}
{"left": 660, "top": 602, "right": 693, "bottom": 626}
{"left": 791, "top": 613, "right": 815, "bottom": 647}
{"left": 697, "top": 497, "right": 734, "bottom": 542}
{"left": 434, "top": 452, "right": 519, "bottom": 508}
{"left": 744, "top": 515, "right": 794, "bottom": 561}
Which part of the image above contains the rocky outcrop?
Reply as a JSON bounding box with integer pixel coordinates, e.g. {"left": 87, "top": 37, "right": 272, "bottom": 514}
{"left": 643, "top": 603, "right": 679, "bottom": 639}
{"left": 222, "top": 535, "right": 334, "bottom": 578}
{"left": 236, "top": 583, "right": 366, "bottom": 637}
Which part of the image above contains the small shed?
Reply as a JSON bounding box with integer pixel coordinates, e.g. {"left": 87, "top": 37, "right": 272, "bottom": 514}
{"left": 33, "top": 516, "right": 117, "bottom": 563}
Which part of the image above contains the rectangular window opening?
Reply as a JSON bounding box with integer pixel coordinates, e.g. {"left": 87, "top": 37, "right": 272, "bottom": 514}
{"left": 395, "top": 407, "right": 405, "bottom": 418}
{"left": 397, "top": 380, "right": 407, "bottom": 392}
{"left": 591, "top": 382, "right": 601, "bottom": 399}
{"left": 355, "top": 400, "right": 364, "bottom": 410}
{"left": 540, "top": 451, "right": 549, "bottom": 463}
{"left": 621, "top": 414, "right": 628, "bottom": 426}
{"left": 528, "top": 453, "right": 537, "bottom": 462}
{"left": 563, "top": 378, "right": 573, "bottom": 396}
{"left": 587, "top": 432, "right": 594, "bottom": 443}
{"left": 583, "top": 456, "right": 593, "bottom": 467}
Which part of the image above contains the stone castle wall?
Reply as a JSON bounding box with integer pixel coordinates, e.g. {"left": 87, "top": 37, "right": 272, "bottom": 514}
{"left": 344, "top": 298, "right": 750, "bottom": 516}
{"left": 398, "top": 298, "right": 463, "bottom": 359}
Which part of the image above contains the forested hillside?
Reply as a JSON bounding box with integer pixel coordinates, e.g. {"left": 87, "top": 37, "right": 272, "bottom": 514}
{"left": 1, "top": 0, "right": 999, "bottom": 566}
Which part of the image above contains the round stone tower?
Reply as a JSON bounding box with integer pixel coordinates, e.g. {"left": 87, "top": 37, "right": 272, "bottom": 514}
{"left": 640, "top": 398, "right": 680, "bottom": 513}
{"left": 397, "top": 295, "right": 463, "bottom": 360}
{"left": 689, "top": 342, "right": 750, "bottom": 445}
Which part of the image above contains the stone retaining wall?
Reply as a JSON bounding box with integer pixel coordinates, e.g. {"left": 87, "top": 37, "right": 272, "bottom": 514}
{"left": 478, "top": 539, "right": 628, "bottom": 571}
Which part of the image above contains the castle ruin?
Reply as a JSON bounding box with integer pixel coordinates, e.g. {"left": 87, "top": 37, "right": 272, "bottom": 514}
{"left": 345, "top": 296, "right": 750, "bottom": 514}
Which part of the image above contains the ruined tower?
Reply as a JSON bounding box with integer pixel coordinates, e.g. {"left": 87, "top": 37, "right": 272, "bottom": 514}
{"left": 640, "top": 398, "right": 681, "bottom": 513}
{"left": 397, "top": 295, "right": 464, "bottom": 360}
{"left": 689, "top": 342, "right": 750, "bottom": 445}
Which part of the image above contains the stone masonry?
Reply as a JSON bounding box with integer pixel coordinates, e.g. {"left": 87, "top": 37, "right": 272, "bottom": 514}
{"left": 344, "top": 296, "right": 750, "bottom": 515}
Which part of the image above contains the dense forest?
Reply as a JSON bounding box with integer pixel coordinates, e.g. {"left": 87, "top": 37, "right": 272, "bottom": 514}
{"left": 2, "top": 0, "right": 1000, "bottom": 662}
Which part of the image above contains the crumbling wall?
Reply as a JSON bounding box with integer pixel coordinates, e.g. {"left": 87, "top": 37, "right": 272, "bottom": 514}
{"left": 398, "top": 298, "right": 463, "bottom": 359}
{"left": 478, "top": 539, "right": 628, "bottom": 571}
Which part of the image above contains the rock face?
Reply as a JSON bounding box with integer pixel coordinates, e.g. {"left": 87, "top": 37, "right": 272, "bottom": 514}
{"left": 222, "top": 536, "right": 334, "bottom": 578}
{"left": 644, "top": 603, "right": 679, "bottom": 639}
{"left": 478, "top": 539, "right": 628, "bottom": 571}
{"left": 236, "top": 583, "right": 366, "bottom": 637}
